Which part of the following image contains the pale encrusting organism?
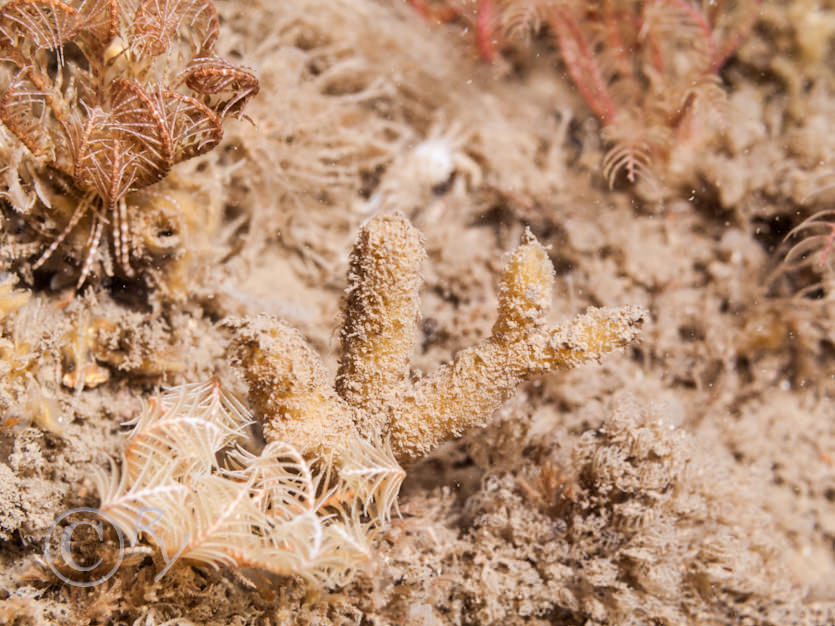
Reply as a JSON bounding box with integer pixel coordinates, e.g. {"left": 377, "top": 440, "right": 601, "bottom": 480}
{"left": 0, "top": 275, "right": 105, "bottom": 433}
{"left": 97, "top": 212, "right": 644, "bottom": 585}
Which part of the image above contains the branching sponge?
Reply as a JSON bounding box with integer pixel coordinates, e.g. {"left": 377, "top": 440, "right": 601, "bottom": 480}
{"left": 230, "top": 213, "right": 646, "bottom": 463}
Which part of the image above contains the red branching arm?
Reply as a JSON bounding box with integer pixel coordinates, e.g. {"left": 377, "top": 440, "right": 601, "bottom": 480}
{"left": 476, "top": 0, "right": 497, "bottom": 62}
{"left": 549, "top": 7, "right": 617, "bottom": 124}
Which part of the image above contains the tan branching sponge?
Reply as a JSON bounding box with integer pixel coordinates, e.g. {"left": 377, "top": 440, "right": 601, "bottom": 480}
{"left": 230, "top": 213, "right": 646, "bottom": 463}
{"left": 337, "top": 214, "right": 426, "bottom": 418}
